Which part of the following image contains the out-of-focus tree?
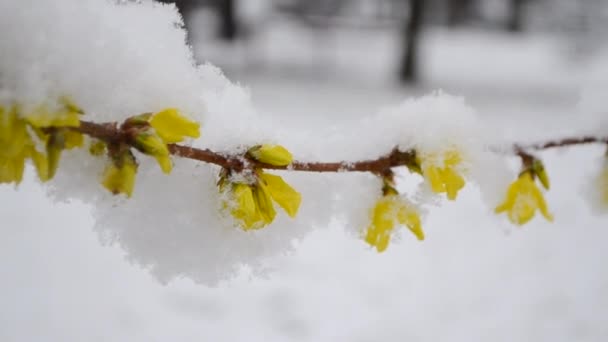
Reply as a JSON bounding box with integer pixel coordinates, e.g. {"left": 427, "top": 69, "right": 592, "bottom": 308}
{"left": 506, "top": 0, "right": 526, "bottom": 32}
{"left": 447, "top": 0, "right": 477, "bottom": 27}
{"left": 399, "top": 0, "right": 424, "bottom": 83}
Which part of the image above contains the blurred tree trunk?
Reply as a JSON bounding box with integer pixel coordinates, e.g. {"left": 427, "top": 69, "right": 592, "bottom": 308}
{"left": 399, "top": 0, "right": 424, "bottom": 84}
{"left": 447, "top": 0, "right": 474, "bottom": 27}
{"left": 507, "top": 0, "right": 525, "bottom": 32}
{"left": 218, "top": 0, "right": 238, "bottom": 41}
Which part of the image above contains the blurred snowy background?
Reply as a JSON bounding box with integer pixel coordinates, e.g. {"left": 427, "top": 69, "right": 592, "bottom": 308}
{"left": 1, "top": 0, "right": 608, "bottom": 340}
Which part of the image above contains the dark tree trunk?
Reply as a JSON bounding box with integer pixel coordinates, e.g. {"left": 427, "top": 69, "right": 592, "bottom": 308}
{"left": 507, "top": 0, "right": 525, "bottom": 32}
{"left": 218, "top": 0, "right": 238, "bottom": 41}
{"left": 399, "top": 0, "right": 424, "bottom": 84}
{"left": 447, "top": 0, "right": 474, "bottom": 27}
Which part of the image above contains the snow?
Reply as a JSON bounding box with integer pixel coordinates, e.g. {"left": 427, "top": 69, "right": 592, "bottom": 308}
{"left": 1, "top": 0, "right": 608, "bottom": 340}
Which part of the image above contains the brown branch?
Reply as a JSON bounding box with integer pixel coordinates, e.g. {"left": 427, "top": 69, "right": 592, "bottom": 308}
{"left": 76, "top": 120, "right": 608, "bottom": 174}
{"left": 520, "top": 136, "right": 608, "bottom": 151}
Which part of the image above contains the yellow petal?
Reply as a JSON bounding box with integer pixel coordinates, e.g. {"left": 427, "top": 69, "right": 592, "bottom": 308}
{"left": 101, "top": 153, "right": 137, "bottom": 197}
{"left": 28, "top": 146, "right": 49, "bottom": 182}
{"left": 248, "top": 144, "right": 293, "bottom": 166}
{"left": 154, "top": 154, "right": 173, "bottom": 174}
{"left": 0, "top": 155, "right": 26, "bottom": 185}
{"left": 397, "top": 205, "right": 425, "bottom": 241}
{"left": 253, "top": 182, "right": 277, "bottom": 225}
{"left": 149, "top": 108, "right": 200, "bottom": 144}
{"left": 259, "top": 172, "right": 302, "bottom": 218}
{"left": 424, "top": 165, "right": 445, "bottom": 193}
{"left": 530, "top": 181, "right": 554, "bottom": 222}
{"left": 495, "top": 178, "right": 520, "bottom": 214}
{"left": 365, "top": 197, "right": 399, "bottom": 252}
{"left": 230, "top": 183, "right": 263, "bottom": 230}
{"left": 441, "top": 167, "right": 465, "bottom": 200}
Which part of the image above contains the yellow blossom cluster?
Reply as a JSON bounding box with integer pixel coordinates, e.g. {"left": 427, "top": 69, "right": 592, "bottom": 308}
{"left": 222, "top": 145, "right": 301, "bottom": 230}
{"left": 100, "top": 108, "right": 200, "bottom": 197}
{"left": 1, "top": 98, "right": 83, "bottom": 184}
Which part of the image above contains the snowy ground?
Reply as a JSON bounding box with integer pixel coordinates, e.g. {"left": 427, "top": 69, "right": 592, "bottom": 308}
{"left": 2, "top": 26, "right": 608, "bottom": 341}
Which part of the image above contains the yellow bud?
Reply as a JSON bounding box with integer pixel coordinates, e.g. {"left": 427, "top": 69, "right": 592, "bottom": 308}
{"left": 248, "top": 144, "right": 293, "bottom": 166}
{"left": 133, "top": 131, "right": 172, "bottom": 174}
{"left": 532, "top": 159, "right": 550, "bottom": 190}
{"left": 149, "top": 108, "right": 200, "bottom": 144}
{"left": 89, "top": 140, "right": 107, "bottom": 156}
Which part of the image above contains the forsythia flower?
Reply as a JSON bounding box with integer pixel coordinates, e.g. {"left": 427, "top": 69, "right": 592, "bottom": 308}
{"left": 224, "top": 170, "right": 301, "bottom": 230}
{"left": 102, "top": 151, "right": 138, "bottom": 198}
{"left": 149, "top": 108, "right": 200, "bottom": 144}
{"left": 365, "top": 195, "right": 424, "bottom": 252}
{"left": 0, "top": 105, "right": 30, "bottom": 184}
{"left": 0, "top": 105, "right": 52, "bottom": 184}
{"left": 248, "top": 144, "right": 293, "bottom": 166}
{"left": 420, "top": 149, "right": 466, "bottom": 200}
{"left": 495, "top": 172, "right": 553, "bottom": 225}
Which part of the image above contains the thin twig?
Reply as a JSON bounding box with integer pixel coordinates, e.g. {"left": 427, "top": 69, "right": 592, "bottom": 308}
{"left": 76, "top": 120, "right": 608, "bottom": 174}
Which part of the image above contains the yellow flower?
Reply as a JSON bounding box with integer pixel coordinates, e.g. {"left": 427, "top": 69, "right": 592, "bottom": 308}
{"left": 495, "top": 172, "right": 553, "bottom": 225}
{"left": 248, "top": 144, "right": 293, "bottom": 166}
{"left": 365, "top": 195, "right": 424, "bottom": 252}
{"left": 421, "top": 149, "right": 466, "bottom": 200}
{"left": 224, "top": 171, "right": 302, "bottom": 231}
{"left": 0, "top": 105, "right": 31, "bottom": 184}
{"left": 149, "top": 108, "right": 200, "bottom": 144}
{"left": 101, "top": 151, "right": 138, "bottom": 198}
{"left": 134, "top": 131, "right": 172, "bottom": 174}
